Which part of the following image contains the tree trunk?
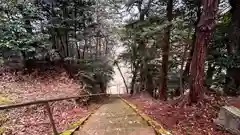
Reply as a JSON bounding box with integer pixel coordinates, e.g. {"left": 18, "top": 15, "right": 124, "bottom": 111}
{"left": 96, "top": 31, "right": 100, "bottom": 59}
{"left": 83, "top": 39, "right": 87, "bottom": 59}
{"left": 139, "top": 62, "right": 145, "bottom": 92}
{"left": 77, "top": 45, "right": 81, "bottom": 59}
{"left": 146, "top": 73, "right": 154, "bottom": 96}
{"left": 63, "top": 5, "right": 69, "bottom": 58}
{"left": 105, "top": 38, "right": 108, "bottom": 55}
{"left": 65, "top": 31, "right": 69, "bottom": 57}
{"left": 115, "top": 61, "right": 129, "bottom": 94}
{"left": 189, "top": 0, "right": 219, "bottom": 103}
{"left": 228, "top": 0, "right": 240, "bottom": 54}
{"left": 89, "top": 39, "right": 93, "bottom": 58}
{"left": 56, "top": 31, "right": 66, "bottom": 57}
{"left": 130, "top": 72, "right": 137, "bottom": 95}
{"left": 74, "top": 3, "right": 80, "bottom": 59}
{"left": 182, "top": 2, "right": 201, "bottom": 84}
{"left": 183, "top": 33, "right": 195, "bottom": 80}
{"left": 224, "top": 0, "right": 240, "bottom": 94}
{"left": 179, "top": 44, "right": 188, "bottom": 95}
{"left": 137, "top": 1, "right": 146, "bottom": 94}
{"left": 159, "top": 0, "right": 173, "bottom": 101}
{"left": 130, "top": 63, "right": 138, "bottom": 95}
{"left": 99, "top": 39, "right": 102, "bottom": 56}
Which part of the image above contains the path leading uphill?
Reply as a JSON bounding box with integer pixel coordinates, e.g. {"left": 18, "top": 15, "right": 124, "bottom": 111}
{"left": 73, "top": 98, "right": 156, "bottom": 135}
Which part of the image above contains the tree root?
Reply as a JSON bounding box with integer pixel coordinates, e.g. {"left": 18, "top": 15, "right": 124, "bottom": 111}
{"left": 171, "top": 91, "right": 215, "bottom": 108}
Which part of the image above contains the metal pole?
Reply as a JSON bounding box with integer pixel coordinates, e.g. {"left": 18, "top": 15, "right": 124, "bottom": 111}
{"left": 45, "top": 103, "right": 58, "bottom": 135}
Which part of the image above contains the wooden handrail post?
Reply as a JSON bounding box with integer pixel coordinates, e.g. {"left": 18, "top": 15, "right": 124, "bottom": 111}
{"left": 45, "top": 103, "right": 58, "bottom": 135}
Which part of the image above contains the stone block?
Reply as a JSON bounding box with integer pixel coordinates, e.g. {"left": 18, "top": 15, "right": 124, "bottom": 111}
{"left": 214, "top": 106, "right": 240, "bottom": 135}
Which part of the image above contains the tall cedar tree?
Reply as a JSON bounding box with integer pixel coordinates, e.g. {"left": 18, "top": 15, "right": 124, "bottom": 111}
{"left": 224, "top": 0, "right": 240, "bottom": 95}
{"left": 189, "top": 0, "right": 219, "bottom": 103}
{"left": 159, "top": 0, "right": 173, "bottom": 100}
{"left": 182, "top": 1, "right": 201, "bottom": 86}
{"left": 130, "top": 0, "right": 148, "bottom": 95}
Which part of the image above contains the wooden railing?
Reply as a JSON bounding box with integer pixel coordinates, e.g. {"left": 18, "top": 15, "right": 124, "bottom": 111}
{"left": 0, "top": 93, "right": 108, "bottom": 135}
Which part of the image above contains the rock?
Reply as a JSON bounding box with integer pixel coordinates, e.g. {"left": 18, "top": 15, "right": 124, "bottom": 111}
{"left": 214, "top": 106, "right": 240, "bottom": 135}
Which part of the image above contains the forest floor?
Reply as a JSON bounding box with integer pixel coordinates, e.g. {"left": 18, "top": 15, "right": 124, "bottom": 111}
{"left": 0, "top": 70, "right": 101, "bottom": 135}
{"left": 124, "top": 93, "right": 237, "bottom": 135}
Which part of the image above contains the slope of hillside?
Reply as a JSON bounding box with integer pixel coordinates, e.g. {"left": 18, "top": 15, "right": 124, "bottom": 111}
{"left": 0, "top": 69, "right": 98, "bottom": 135}
{"left": 0, "top": 70, "right": 82, "bottom": 103}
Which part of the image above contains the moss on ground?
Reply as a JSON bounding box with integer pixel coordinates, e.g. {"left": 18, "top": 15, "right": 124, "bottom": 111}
{"left": 0, "top": 127, "right": 6, "bottom": 134}
{"left": 0, "top": 114, "right": 7, "bottom": 134}
{"left": 69, "top": 117, "right": 86, "bottom": 129}
{"left": 0, "top": 94, "right": 13, "bottom": 105}
{"left": 121, "top": 98, "right": 172, "bottom": 135}
{"left": 60, "top": 114, "right": 91, "bottom": 135}
{"left": 59, "top": 129, "right": 74, "bottom": 135}
{"left": 0, "top": 94, "right": 12, "bottom": 134}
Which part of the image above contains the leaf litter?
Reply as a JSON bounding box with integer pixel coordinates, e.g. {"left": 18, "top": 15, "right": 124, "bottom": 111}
{"left": 0, "top": 70, "right": 98, "bottom": 135}
{"left": 124, "top": 93, "right": 233, "bottom": 135}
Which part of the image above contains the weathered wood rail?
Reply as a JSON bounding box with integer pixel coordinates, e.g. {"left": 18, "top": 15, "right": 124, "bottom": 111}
{"left": 0, "top": 93, "right": 108, "bottom": 135}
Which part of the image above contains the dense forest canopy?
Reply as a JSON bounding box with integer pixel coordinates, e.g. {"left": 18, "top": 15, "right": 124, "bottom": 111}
{"left": 0, "top": 0, "right": 240, "bottom": 103}
{"left": 0, "top": 0, "right": 117, "bottom": 93}
{"left": 115, "top": 0, "right": 240, "bottom": 103}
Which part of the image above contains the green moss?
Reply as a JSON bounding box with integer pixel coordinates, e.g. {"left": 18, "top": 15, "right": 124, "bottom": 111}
{"left": 0, "top": 94, "right": 12, "bottom": 135}
{"left": 121, "top": 98, "right": 172, "bottom": 135}
{"left": 70, "top": 119, "right": 84, "bottom": 129}
{"left": 60, "top": 113, "right": 93, "bottom": 135}
{"left": 60, "top": 117, "right": 87, "bottom": 135}
{"left": 59, "top": 129, "right": 74, "bottom": 135}
{"left": 0, "top": 94, "right": 12, "bottom": 105}
{"left": 0, "top": 127, "right": 6, "bottom": 134}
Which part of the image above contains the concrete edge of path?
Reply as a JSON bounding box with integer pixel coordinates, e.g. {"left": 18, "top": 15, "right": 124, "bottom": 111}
{"left": 59, "top": 106, "right": 100, "bottom": 135}
{"left": 119, "top": 97, "right": 172, "bottom": 135}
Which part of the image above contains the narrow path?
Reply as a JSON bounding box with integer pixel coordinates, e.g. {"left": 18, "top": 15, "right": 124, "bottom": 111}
{"left": 74, "top": 98, "right": 156, "bottom": 135}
